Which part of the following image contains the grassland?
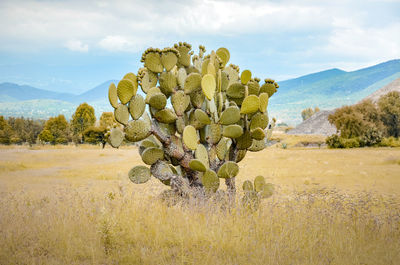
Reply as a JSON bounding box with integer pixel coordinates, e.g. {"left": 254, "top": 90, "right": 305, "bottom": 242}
{"left": 0, "top": 144, "right": 399, "bottom": 264}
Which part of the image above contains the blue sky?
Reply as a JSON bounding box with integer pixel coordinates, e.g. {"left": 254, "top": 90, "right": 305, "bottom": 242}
{"left": 0, "top": 0, "right": 399, "bottom": 94}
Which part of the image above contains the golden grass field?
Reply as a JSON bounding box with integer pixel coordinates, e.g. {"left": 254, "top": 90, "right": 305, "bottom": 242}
{"left": 0, "top": 140, "right": 399, "bottom": 264}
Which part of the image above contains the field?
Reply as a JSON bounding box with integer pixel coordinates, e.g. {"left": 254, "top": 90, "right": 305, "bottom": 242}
{"left": 0, "top": 144, "right": 400, "bottom": 264}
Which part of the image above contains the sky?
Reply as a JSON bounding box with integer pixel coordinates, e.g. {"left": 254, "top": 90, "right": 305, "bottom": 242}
{"left": 0, "top": 0, "right": 399, "bottom": 94}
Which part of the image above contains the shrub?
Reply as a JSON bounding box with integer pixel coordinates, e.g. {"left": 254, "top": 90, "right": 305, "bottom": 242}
{"left": 378, "top": 137, "right": 400, "bottom": 147}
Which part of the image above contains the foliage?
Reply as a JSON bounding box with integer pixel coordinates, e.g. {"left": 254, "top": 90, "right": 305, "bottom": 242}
{"left": 83, "top": 126, "right": 108, "bottom": 147}
{"left": 99, "top": 112, "right": 115, "bottom": 128}
{"left": 38, "top": 115, "right": 70, "bottom": 144}
{"left": 71, "top": 103, "right": 96, "bottom": 142}
{"left": 378, "top": 137, "right": 400, "bottom": 147}
{"left": 7, "top": 117, "right": 44, "bottom": 145}
{"left": 0, "top": 116, "right": 14, "bottom": 145}
{"left": 378, "top": 91, "right": 400, "bottom": 137}
{"left": 105, "top": 43, "right": 277, "bottom": 200}
{"left": 301, "top": 106, "right": 320, "bottom": 121}
{"left": 326, "top": 134, "right": 361, "bottom": 149}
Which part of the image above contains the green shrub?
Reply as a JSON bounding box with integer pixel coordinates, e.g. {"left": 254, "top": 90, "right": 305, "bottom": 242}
{"left": 378, "top": 137, "right": 400, "bottom": 147}
{"left": 326, "top": 134, "right": 360, "bottom": 148}
{"left": 360, "top": 128, "right": 382, "bottom": 146}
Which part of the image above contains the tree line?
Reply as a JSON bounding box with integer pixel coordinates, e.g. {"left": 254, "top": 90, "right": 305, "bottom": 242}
{"left": 326, "top": 91, "right": 400, "bottom": 148}
{"left": 0, "top": 103, "right": 116, "bottom": 147}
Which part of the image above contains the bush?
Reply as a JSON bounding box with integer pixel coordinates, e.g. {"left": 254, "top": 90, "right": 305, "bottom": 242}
{"left": 83, "top": 126, "right": 107, "bottom": 146}
{"left": 378, "top": 137, "right": 400, "bottom": 147}
{"left": 326, "top": 134, "right": 360, "bottom": 148}
{"left": 360, "top": 128, "right": 383, "bottom": 146}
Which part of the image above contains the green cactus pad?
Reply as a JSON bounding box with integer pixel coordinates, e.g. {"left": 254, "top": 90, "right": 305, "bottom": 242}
{"left": 145, "top": 87, "right": 162, "bottom": 103}
{"left": 140, "top": 69, "right": 158, "bottom": 93}
{"left": 259, "top": 183, "right": 274, "bottom": 198}
{"left": 202, "top": 169, "right": 220, "bottom": 193}
{"left": 216, "top": 47, "right": 230, "bottom": 67}
{"left": 227, "top": 82, "right": 245, "bottom": 99}
{"left": 128, "top": 165, "right": 151, "bottom": 184}
{"left": 159, "top": 122, "right": 176, "bottom": 135}
{"left": 144, "top": 52, "right": 163, "bottom": 73}
{"left": 219, "top": 106, "right": 240, "bottom": 125}
{"left": 242, "top": 180, "right": 254, "bottom": 191}
{"left": 189, "top": 111, "right": 206, "bottom": 129}
{"left": 224, "top": 65, "right": 239, "bottom": 87}
{"left": 241, "top": 95, "right": 260, "bottom": 114}
{"left": 208, "top": 123, "right": 222, "bottom": 144}
{"left": 194, "top": 109, "right": 211, "bottom": 125}
{"left": 236, "top": 149, "right": 247, "bottom": 163}
{"left": 240, "top": 70, "right": 252, "bottom": 85}
{"left": 217, "top": 161, "right": 239, "bottom": 179}
{"left": 184, "top": 73, "right": 202, "bottom": 94}
{"left": 220, "top": 71, "right": 229, "bottom": 92}
{"left": 190, "top": 89, "right": 205, "bottom": 108}
{"left": 139, "top": 139, "right": 159, "bottom": 155}
{"left": 117, "top": 79, "right": 137, "bottom": 104}
{"left": 108, "top": 82, "right": 119, "bottom": 108}
{"left": 183, "top": 125, "right": 199, "bottom": 150}
{"left": 114, "top": 104, "right": 130, "bottom": 125}
{"left": 248, "top": 139, "right": 266, "bottom": 152}
{"left": 216, "top": 137, "right": 229, "bottom": 160}
{"left": 124, "top": 120, "right": 151, "bottom": 142}
{"left": 109, "top": 127, "right": 124, "bottom": 148}
{"left": 123, "top": 72, "right": 138, "bottom": 83}
{"left": 161, "top": 50, "right": 178, "bottom": 71}
{"left": 177, "top": 67, "right": 187, "bottom": 88}
{"left": 159, "top": 71, "right": 177, "bottom": 95}
{"left": 241, "top": 190, "right": 260, "bottom": 211}
{"left": 195, "top": 144, "right": 209, "bottom": 169}
{"left": 129, "top": 94, "right": 145, "bottom": 120}
{"left": 251, "top": 128, "right": 265, "bottom": 140}
{"left": 171, "top": 90, "right": 190, "bottom": 116}
{"left": 141, "top": 147, "right": 164, "bottom": 165}
{"left": 259, "top": 93, "right": 269, "bottom": 113}
{"left": 207, "top": 62, "right": 216, "bottom": 77}
{"left": 201, "top": 74, "right": 216, "bottom": 100}
{"left": 247, "top": 80, "right": 260, "bottom": 95}
{"left": 223, "top": 124, "right": 243, "bottom": 139}
{"left": 260, "top": 82, "right": 277, "bottom": 97}
{"left": 175, "top": 116, "right": 186, "bottom": 134}
{"left": 149, "top": 93, "right": 167, "bottom": 110}
{"left": 254, "top": 175, "right": 266, "bottom": 192}
{"left": 250, "top": 113, "right": 269, "bottom": 130}
{"left": 175, "top": 42, "right": 191, "bottom": 67}
{"left": 189, "top": 159, "right": 207, "bottom": 172}
{"left": 236, "top": 130, "right": 252, "bottom": 150}
{"left": 154, "top": 109, "right": 178, "bottom": 124}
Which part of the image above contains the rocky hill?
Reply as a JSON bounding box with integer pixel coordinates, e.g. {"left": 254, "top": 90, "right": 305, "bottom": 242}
{"left": 362, "top": 78, "right": 400, "bottom": 103}
{"left": 286, "top": 110, "right": 336, "bottom": 136}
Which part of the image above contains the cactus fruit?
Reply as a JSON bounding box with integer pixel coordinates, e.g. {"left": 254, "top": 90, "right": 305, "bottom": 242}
{"left": 105, "top": 43, "right": 278, "bottom": 200}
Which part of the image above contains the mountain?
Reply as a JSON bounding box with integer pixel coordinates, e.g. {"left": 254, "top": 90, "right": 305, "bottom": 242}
{"left": 362, "top": 78, "right": 400, "bottom": 103}
{"left": 0, "top": 59, "right": 399, "bottom": 121}
{"left": 268, "top": 59, "right": 400, "bottom": 124}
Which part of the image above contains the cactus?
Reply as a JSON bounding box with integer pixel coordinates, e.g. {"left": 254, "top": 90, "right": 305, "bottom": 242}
{"left": 106, "top": 42, "right": 278, "bottom": 199}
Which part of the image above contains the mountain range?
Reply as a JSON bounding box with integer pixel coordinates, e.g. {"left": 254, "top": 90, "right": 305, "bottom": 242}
{"left": 0, "top": 59, "right": 399, "bottom": 124}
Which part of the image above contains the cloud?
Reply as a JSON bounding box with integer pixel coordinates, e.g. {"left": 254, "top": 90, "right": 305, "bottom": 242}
{"left": 65, "top": 40, "right": 89, "bottom": 52}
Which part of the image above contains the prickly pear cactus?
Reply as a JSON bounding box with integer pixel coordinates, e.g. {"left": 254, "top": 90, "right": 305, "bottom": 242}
{"left": 106, "top": 42, "right": 278, "bottom": 198}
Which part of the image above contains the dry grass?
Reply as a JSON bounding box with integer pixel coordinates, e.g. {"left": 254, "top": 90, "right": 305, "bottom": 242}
{"left": 0, "top": 145, "right": 399, "bottom": 264}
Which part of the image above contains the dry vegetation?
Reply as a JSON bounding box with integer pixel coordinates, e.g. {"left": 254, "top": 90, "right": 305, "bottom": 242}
{"left": 0, "top": 144, "right": 400, "bottom": 264}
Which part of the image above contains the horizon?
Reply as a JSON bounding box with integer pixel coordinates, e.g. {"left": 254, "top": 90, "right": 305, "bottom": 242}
{"left": 0, "top": 0, "right": 399, "bottom": 94}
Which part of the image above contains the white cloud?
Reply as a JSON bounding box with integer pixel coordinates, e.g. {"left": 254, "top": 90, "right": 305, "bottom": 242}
{"left": 65, "top": 40, "right": 89, "bottom": 52}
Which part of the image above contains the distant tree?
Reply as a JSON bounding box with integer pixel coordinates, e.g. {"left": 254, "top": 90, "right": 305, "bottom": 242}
{"left": 39, "top": 115, "right": 69, "bottom": 144}
{"left": 99, "top": 112, "right": 115, "bottom": 128}
{"left": 83, "top": 126, "right": 108, "bottom": 148}
{"left": 0, "top": 116, "right": 14, "bottom": 144}
{"left": 301, "top": 107, "right": 320, "bottom": 121}
{"left": 378, "top": 91, "right": 400, "bottom": 137}
{"left": 71, "top": 103, "right": 96, "bottom": 143}
{"left": 7, "top": 117, "right": 44, "bottom": 145}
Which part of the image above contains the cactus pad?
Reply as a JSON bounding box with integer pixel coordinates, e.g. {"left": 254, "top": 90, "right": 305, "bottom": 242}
{"left": 117, "top": 79, "right": 137, "bottom": 104}
{"left": 171, "top": 90, "right": 190, "bottom": 116}
{"left": 223, "top": 124, "right": 243, "bottom": 138}
{"left": 184, "top": 73, "right": 202, "bottom": 94}
{"left": 216, "top": 137, "right": 229, "bottom": 160}
{"left": 159, "top": 71, "right": 177, "bottom": 95}
{"left": 260, "top": 81, "right": 277, "bottom": 97}
{"left": 109, "top": 127, "right": 124, "bottom": 148}
{"left": 202, "top": 169, "right": 220, "bottom": 193}
{"left": 195, "top": 144, "right": 209, "bottom": 169}
{"left": 129, "top": 94, "right": 145, "bottom": 120}
{"left": 128, "top": 165, "right": 151, "bottom": 184}
{"left": 254, "top": 175, "right": 266, "bottom": 192}
{"left": 242, "top": 180, "right": 254, "bottom": 191}
{"left": 201, "top": 74, "right": 216, "bottom": 100}
{"left": 114, "top": 104, "right": 130, "bottom": 125}
{"left": 189, "top": 159, "right": 207, "bottom": 172}
{"left": 124, "top": 120, "right": 151, "bottom": 142}
{"left": 139, "top": 68, "right": 158, "bottom": 93}
{"left": 149, "top": 93, "right": 167, "bottom": 110}
{"left": 194, "top": 109, "right": 211, "bottom": 125}
{"left": 183, "top": 125, "right": 198, "bottom": 150}
{"left": 240, "top": 70, "right": 252, "bottom": 85}
{"left": 217, "top": 161, "right": 239, "bottom": 179}
{"left": 219, "top": 106, "right": 241, "bottom": 125}
{"left": 241, "top": 95, "right": 260, "bottom": 114}
{"left": 161, "top": 49, "right": 179, "bottom": 71}
{"left": 248, "top": 139, "right": 266, "bottom": 152}
{"left": 141, "top": 147, "right": 164, "bottom": 165}
{"left": 143, "top": 51, "right": 163, "bottom": 73}
{"left": 208, "top": 123, "right": 222, "bottom": 144}
{"left": 216, "top": 47, "right": 230, "bottom": 67}
{"left": 251, "top": 128, "right": 265, "bottom": 140}
{"left": 108, "top": 82, "right": 119, "bottom": 108}
{"left": 259, "top": 93, "right": 269, "bottom": 113}
{"left": 250, "top": 113, "right": 269, "bottom": 130}
{"left": 236, "top": 130, "right": 252, "bottom": 150}
{"left": 154, "top": 109, "right": 178, "bottom": 124}
{"left": 259, "top": 183, "right": 274, "bottom": 198}
{"left": 227, "top": 82, "right": 245, "bottom": 99}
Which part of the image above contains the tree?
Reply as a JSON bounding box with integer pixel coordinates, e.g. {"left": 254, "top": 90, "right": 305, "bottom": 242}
{"left": 301, "top": 107, "right": 320, "bottom": 121}
{"left": 83, "top": 126, "right": 108, "bottom": 148}
{"left": 105, "top": 43, "right": 276, "bottom": 204}
{"left": 378, "top": 91, "right": 400, "bottom": 137}
{"left": 71, "top": 103, "right": 96, "bottom": 143}
{"left": 39, "top": 115, "right": 69, "bottom": 144}
{"left": 99, "top": 112, "right": 116, "bottom": 128}
{"left": 0, "top": 116, "right": 14, "bottom": 144}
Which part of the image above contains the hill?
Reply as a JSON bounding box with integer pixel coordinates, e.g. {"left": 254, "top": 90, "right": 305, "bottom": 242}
{"left": 269, "top": 59, "right": 400, "bottom": 124}
{"left": 362, "top": 78, "right": 400, "bottom": 103}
